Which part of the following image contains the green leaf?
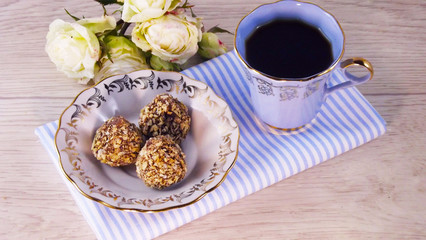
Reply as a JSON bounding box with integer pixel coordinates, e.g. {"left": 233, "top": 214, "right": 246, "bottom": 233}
{"left": 105, "top": 49, "right": 113, "bottom": 63}
{"left": 99, "top": 39, "right": 114, "bottom": 63}
{"left": 207, "top": 25, "right": 233, "bottom": 35}
{"left": 112, "top": 8, "right": 123, "bottom": 15}
{"left": 64, "top": 8, "right": 80, "bottom": 21}
{"left": 189, "top": 8, "right": 197, "bottom": 18}
{"left": 181, "top": 0, "right": 190, "bottom": 8}
{"left": 94, "top": 0, "right": 122, "bottom": 5}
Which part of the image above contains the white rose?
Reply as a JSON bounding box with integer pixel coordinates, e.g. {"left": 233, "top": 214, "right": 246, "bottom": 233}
{"left": 94, "top": 35, "right": 150, "bottom": 83}
{"left": 45, "top": 17, "right": 116, "bottom": 84}
{"left": 46, "top": 19, "right": 101, "bottom": 84}
{"left": 131, "top": 14, "right": 202, "bottom": 64}
{"left": 122, "top": 0, "right": 182, "bottom": 22}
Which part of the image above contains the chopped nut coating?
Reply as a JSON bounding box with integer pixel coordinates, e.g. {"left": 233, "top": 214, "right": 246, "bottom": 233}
{"left": 91, "top": 116, "right": 143, "bottom": 167}
{"left": 139, "top": 93, "right": 191, "bottom": 144}
{"left": 136, "top": 135, "right": 187, "bottom": 189}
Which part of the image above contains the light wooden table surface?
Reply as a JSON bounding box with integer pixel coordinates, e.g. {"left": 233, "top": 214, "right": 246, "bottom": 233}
{"left": 1, "top": 0, "right": 425, "bottom": 239}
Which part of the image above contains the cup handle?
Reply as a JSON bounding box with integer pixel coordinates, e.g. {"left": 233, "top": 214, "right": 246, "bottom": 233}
{"left": 325, "top": 57, "right": 374, "bottom": 96}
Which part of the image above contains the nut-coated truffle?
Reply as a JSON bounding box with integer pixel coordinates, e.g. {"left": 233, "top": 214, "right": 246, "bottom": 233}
{"left": 91, "top": 116, "right": 143, "bottom": 167}
{"left": 138, "top": 93, "right": 191, "bottom": 144}
{"left": 136, "top": 135, "right": 187, "bottom": 189}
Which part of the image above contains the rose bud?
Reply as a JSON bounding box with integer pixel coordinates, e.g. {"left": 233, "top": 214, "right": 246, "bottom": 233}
{"left": 197, "top": 32, "right": 227, "bottom": 59}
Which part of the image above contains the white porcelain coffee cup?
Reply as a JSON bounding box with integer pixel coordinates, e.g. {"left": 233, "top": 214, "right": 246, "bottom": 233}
{"left": 234, "top": 0, "right": 373, "bottom": 130}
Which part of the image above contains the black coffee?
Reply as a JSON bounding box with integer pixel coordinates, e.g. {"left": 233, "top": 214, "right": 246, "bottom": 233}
{"left": 245, "top": 19, "right": 333, "bottom": 78}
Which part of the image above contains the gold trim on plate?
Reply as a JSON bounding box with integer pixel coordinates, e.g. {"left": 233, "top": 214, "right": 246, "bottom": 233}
{"left": 55, "top": 69, "right": 240, "bottom": 213}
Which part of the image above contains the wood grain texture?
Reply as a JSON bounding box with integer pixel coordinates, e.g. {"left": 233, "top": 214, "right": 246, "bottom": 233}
{"left": 0, "top": 0, "right": 425, "bottom": 239}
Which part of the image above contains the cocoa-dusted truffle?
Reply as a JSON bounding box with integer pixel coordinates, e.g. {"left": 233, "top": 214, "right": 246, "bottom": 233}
{"left": 91, "top": 116, "right": 143, "bottom": 167}
{"left": 138, "top": 93, "right": 191, "bottom": 144}
{"left": 136, "top": 135, "right": 187, "bottom": 189}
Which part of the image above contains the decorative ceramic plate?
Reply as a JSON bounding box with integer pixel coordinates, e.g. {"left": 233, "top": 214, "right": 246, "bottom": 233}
{"left": 55, "top": 70, "right": 239, "bottom": 212}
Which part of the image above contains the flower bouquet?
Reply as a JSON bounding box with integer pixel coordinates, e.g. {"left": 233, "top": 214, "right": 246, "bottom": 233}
{"left": 46, "top": 0, "right": 229, "bottom": 85}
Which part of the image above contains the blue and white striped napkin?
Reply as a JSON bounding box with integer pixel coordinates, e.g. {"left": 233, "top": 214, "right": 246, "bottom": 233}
{"left": 35, "top": 50, "right": 386, "bottom": 240}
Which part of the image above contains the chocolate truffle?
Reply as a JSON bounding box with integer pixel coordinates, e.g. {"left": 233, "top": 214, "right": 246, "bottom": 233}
{"left": 91, "top": 116, "right": 143, "bottom": 167}
{"left": 138, "top": 93, "right": 191, "bottom": 144}
{"left": 136, "top": 135, "right": 187, "bottom": 189}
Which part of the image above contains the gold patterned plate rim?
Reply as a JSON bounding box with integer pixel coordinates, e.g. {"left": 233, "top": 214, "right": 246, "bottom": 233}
{"left": 54, "top": 69, "right": 240, "bottom": 212}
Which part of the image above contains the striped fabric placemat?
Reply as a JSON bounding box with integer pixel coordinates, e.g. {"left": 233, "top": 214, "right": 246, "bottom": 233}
{"left": 35, "top": 50, "right": 386, "bottom": 240}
